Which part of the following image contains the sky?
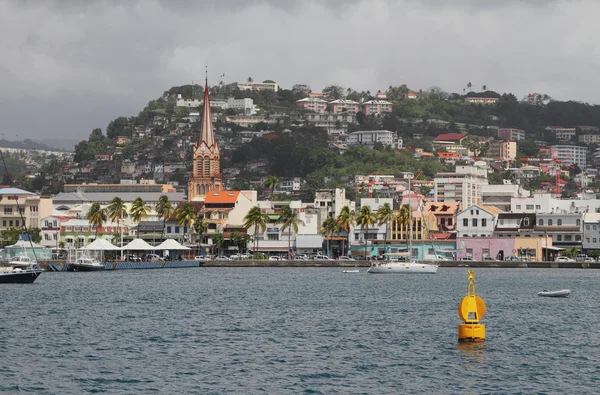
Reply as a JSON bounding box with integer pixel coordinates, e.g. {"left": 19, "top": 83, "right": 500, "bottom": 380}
{"left": 1, "top": 0, "right": 600, "bottom": 141}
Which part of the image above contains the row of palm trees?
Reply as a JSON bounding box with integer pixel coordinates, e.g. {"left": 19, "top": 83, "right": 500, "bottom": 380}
{"left": 319, "top": 202, "right": 412, "bottom": 258}
{"left": 85, "top": 196, "right": 210, "bottom": 249}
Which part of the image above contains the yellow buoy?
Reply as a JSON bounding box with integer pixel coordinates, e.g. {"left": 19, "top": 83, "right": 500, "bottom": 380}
{"left": 458, "top": 270, "right": 486, "bottom": 342}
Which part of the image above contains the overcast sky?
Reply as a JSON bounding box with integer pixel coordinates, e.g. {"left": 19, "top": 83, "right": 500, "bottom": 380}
{"left": 1, "top": 0, "right": 599, "bottom": 141}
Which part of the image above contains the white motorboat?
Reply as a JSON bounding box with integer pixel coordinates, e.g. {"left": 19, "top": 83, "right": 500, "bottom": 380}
{"left": 538, "top": 289, "right": 571, "bottom": 298}
{"left": 343, "top": 269, "right": 360, "bottom": 273}
{"left": 71, "top": 257, "right": 105, "bottom": 272}
{"left": 8, "top": 255, "right": 38, "bottom": 269}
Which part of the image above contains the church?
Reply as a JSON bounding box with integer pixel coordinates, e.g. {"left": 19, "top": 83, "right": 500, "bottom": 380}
{"left": 188, "top": 77, "right": 223, "bottom": 202}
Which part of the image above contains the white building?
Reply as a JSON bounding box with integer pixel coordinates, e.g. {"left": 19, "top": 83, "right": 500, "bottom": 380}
{"left": 347, "top": 130, "right": 395, "bottom": 147}
{"left": 227, "top": 98, "right": 256, "bottom": 115}
{"left": 236, "top": 81, "right": 279, "bottom": 92}
{"left": 481, "top": 184, "right": 530, "bottom": 212}
{"left": 583, "top": 213, "right": 600, "bottom": 252}
{"left": 456, "top": 204, "right": 501, "bottom": 238}
{"left": 433, "top": 164, "right": 489, "bottom": 208}
{"left": 551, "top": 145, "right": 587, "bottom": 168}
{"left": 175, "top": 95, "right": 202, "bottom": 108}
{"left": 546, "top": 126, "right": 576, "bottom": 141}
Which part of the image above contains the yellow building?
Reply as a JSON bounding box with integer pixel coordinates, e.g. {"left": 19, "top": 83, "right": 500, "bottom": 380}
{"left": 390, "top": 210, "right": 438, "bottom": 241}
{"left": 514, "top": 236, "right": 552, "bottom": 261}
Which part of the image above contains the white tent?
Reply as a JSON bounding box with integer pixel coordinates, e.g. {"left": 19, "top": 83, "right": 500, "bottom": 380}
{"left": 122, "top": 238, "right": 154, "bottom": 251}
{"left": 84, "top": 238, "right": 121, "bottom": 251}
{"left": 154, "top": 239, "right": 191, "bottom": 250}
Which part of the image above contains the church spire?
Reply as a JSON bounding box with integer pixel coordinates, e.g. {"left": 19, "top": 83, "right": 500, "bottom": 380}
{"left": 199, "top": 75, "right": 216, "bottom": 147}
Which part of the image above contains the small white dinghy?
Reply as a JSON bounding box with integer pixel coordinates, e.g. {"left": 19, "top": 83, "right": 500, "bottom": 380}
{"left": 343, "top": 270, "right": 360, "bottom": 273}
{"left": 538, "top": 289, "right": 571, "bottom": 298}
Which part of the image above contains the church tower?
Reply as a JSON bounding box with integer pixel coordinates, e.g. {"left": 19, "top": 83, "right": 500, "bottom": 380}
{"left": 188, "top": 77, "right": 222, "bottom": 202}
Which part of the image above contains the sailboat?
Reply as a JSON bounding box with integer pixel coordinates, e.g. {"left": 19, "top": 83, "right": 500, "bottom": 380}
{"left": 368, "top": 174, "right": 438, "bottom": 274}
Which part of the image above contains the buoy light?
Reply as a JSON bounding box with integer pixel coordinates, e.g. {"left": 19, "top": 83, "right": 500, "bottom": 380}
{"left": 458, "top": 270, "right": 486, "bottom": 342}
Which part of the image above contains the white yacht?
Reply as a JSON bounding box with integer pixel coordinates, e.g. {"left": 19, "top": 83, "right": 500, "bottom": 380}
{"left": 8, "top": 255, "right": 38, "bottom": 269}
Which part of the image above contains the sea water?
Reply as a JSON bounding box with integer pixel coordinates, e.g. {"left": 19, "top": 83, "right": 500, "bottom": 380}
{"left": 1, "top": 268, "right": 599, "bottom": 394}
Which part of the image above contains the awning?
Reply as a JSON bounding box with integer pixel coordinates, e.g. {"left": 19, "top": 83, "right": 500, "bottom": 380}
{"left": 543, "top": 246, "right": 565, "bottom": 251}
{"left": 154, "top": 239, "right": 190, "bottom": 250}
{"left": 122, "top": 238, "right": 154, "bottom": 250}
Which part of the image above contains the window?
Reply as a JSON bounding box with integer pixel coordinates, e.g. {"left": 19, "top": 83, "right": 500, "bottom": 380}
{"left": 4, "top": 207, "right": 12, "bottom": 214}
{"left": 441, "top": 218, "right": 446, "bottom": 226}
{"left": 175, "top": 226, "right": 180, "bottom": 234}
{"left": 1, "top": 220, "right": 5, "bottom": 227}
{"left": 586, "top": 225, "right": 590, "bottom": 230}
{"left": 516, "top": 205, "right": 521, "bottom": 210}
{"left": 536, "top": 205, "right": 541, "bottom": 210}
{"left": 564, "top": 235, "right": 572, "bottom": 241}
{"left": 594, "top": 225, "right": 598, "bottom": 230}
{"left": 466, "top": 248, "right": 473, "bottom": 257}
{"left": 523, "top": 218, "right": 530, "bottom": 226}
{"left": 576, "top": 235, "right": 581, "bottom": 241}
{"left": 594, "top": 238, "right": 597, "bottom": 244}
{"left": 354, "top": 233, "right": 359, "bottom": 241}
{"left": 472, "top": 219, "right": 478, "bottom": 227}
{"left": 448, "top": 219, "right": 453, "bottom": 226}
{"left": 548, "top": 219, "right": 553, "bottom": 226}
{"left": 576, "top": 219, "right": 581, "bottom": 226}
{"left": 267, "top": 234, "right": 279, "bottom": 241}
{"left": 166, "top": 226, "right": 172, "bottom": 234}
{"left": 482, "top": 248, "right": 490, "bottom": 258}
{"left": 9, "top": 220, "right": 13, "bottom": 227}
{"left": 482, "top": 219, "right": 487, "bottom": 227}
{"left": 499, "top": 219, "right": 505, "bottom": 225}
{"left": 320, "top": 201, "right": 326, "bottom": 207}
{"left": 539, "top": 219, "right": 544, "bottom": 226}
{"left": 557, "top": 235, "right": 562, "bottom": 241}
{"left": 557, "top": 219, "right": 562, "bottom": 226}
{"left": 526, "top": 205, "right": 534, "bottom": 210}
{"left": 587, "top": 238, "right": 591, "bottom": 243}
{"left": 476, "top": 210, "right": 479, "bottom": 215}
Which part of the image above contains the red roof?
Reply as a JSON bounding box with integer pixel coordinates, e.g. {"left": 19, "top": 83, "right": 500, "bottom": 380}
{"left": 433, "top": 133, "right": 468, "bottom": 142}
{"left": 204, "top": 191, "right": 240, "bottom": 204}
{"left": 263, "top": 133, "right": 278, "bottom": 141}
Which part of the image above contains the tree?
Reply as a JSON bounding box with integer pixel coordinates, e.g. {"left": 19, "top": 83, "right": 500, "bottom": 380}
{"left": 482, "top": 85, "right": 487, "bottom": 91}
{"left": 291, "top": 84, "right": 311, "bottom": 100}
{"left": 174, "top": 202, "right": 197, "bottom": 243}
{"left": 212, "top": 233, "right": 225, "bottom": 256}
{"left": 357, "top": 205, "right": 376, "bottom": 259}
{"left": 337, "top": 205, "right": 356, "bottom": 256}
{"left": 155, "top": 195, "right": 174, "bottom": 241}
{"left": 322, "top": 85, "right": 345, "bottom": 100}
{"left": 106, "top": 197, "right": 128, "bottom": 224}
{"left": 320, "top": 217, "right": 338, "bottom": 258}
{"left": 279, "top": 206, "right": 305, "bottom": 259}
{"left": 129, "top": 197, "right": 151, "bottom": 236}
{"left": 376, "top": 203, "right": 393, "bottom": 241}
{"left": 243, "top": 206, "right": 269, "bottom": 253}
{"left": 395, "top": 204, "right": 411, "bottom": 248}
{"left": 193, "top": 213, "right": 208, "bottom": 253}
{"left": 247, "top": 77, "right": 254, "bottom": 83}
{"left": 86, "top": 202, "right": 107, "bottom": 238}
{"left": 263, "top": 175, "right": 281, "bottom": 199}
{"left": 466, "top": 82, "right": 472, "bottom": 92}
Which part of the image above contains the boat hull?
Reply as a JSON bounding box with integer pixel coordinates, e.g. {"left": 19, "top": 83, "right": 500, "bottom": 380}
{"left": 0, "top": 269, "right": 42, "bottom": 283}
{"left": 367, "top": 262, "right": 438, "bottom": 274}
{"left": 538, "top": 289, "right": 570, "bottom": 297}
{"left": 71, "top": 264, "right": 105, "bottom": 272}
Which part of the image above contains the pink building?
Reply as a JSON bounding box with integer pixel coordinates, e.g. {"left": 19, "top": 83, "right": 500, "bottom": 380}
{"left": 458, "top": 237, "right": 515, "bottom": 260}
{"left": 363, "top": 100, "right": 392, "bottom": 116}
{"left": 328, "top": 99, "right": 360, "bottom": 114}
{"left": 296, "top": 97, "right": 328, "bottom": 113}
{"left": 498, "top": 128, "right": 526, "bottom": 141}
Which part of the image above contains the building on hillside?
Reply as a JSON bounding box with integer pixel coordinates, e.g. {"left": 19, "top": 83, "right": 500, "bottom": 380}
{"left": 498, "top": 128, "right": 526, "bottom": 141}
{"left": 175, "top": 95, "right": 202, "bottom": 107}
{"left": 579, "top": 134, "right": 600, "bottom": 145}
{"left": 545, "top": 126, "right": 576, "bottom": 141}
{"left": 64, "top": 182, "right": 175, "bottom": 194}
{"left": 0, "top": 188, "right": 52, "bottom": 231}
{"left": 295, "top": 97, "right": 328, "bottom": 113}
{"left": 188, "top": 77, "right": 223, "bottom": 202}
{"left": 347, "top": 130, "right": 396, "bottom": 147}
{"left": 465, "top": 97, "right": 499, "bottom": 104}
{"left": 457, "top": 204, "right": 502, "bottom": 238}
{"left": 225, "top": 115, "right": 279, "bottom": 127}
{"left": 433, "top": 164, "right": 489, "bottom": 208}
{"left": 432, "top": 133, "right": 470, "bottom": 153}
{"left": 407, "top": 92, "right": 418, "bottom": 100}
{"left": 328, "top": 99, "right": 360, "bottom": 114}
{"left": 551, "top": 145, "right": 587, "bottom": 168}
{"left": 362, "top": 100, "right": 392, "bottom": 116}
{"left": 235, "top": 81, "right": 279, "bottom": 92}
{"left": 227, "top": 97, "right": 256, "bottom": 115}
{"left": 487, "top": 140, "right": 517, "bottom": 161}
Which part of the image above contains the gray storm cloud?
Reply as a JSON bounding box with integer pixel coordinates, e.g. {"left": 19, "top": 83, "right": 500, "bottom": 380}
{"left": 0, "top": 0, "right": 598, "bottom": 140}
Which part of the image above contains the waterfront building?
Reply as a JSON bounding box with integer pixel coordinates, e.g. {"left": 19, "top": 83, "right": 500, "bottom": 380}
{"left": 424, "top": 202, "right": 460, "bottom": 235}
{"left": 534, "top": 212, "right": 583, "bottom": 249}
{"left": 40, "top": 213, "right": 74, "bottom": 248}
{"left": 498, "top": 128, "right": 526, "bottom": 141}
{"left": 188, "top": 77, "right": 223, "bottom": 202}
{"left": 456, "top": 204, "right": 501, "bottom": 238}
{"left": 494, "top": 213, "right": 536, "bottom": 238}
{"left": 201, "top": 190, "right": 257, "bottom": 235}
{"left": 60, "top": 218, "right": 128, "bottom": 248}
{"left": 458, "top": 236, "right": 549, "bottom": 261}
{"left": 0, "top": 188, "right": 52, "bottom": 232}
{"left": 582, "top": 213, "right": 600, "bottom": 253}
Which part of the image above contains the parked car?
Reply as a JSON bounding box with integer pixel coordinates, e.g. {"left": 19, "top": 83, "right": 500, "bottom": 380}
{"left": 482, "top": 256, "right": 498, "bottom": 261}
{"left": 215, "top": 256, "right": 232, "bottom": 261}
{"left": 314, "top": 255, "right": 332, "bottom": 261}
{"left": 127, "top": 254, "right": 141, "bottom": 262}
{"left": 194, "top": 255, "right": 210, "bottom": 261}
{"left": 461, "top": 257, "right": 474, "bottom": 261}
{"left": 338, "top": 255, "right": 356, "bottom": 261}
{"left": 294, "top": 254, "right": 309, "bottom": 260}
{"left": 268, "top": 255, "right": 282, "bottom": 261}
{"left": 143, "top": 254, "right": 163, "bottom": 262}
{"left": 555, "top": 256, "right": 575, "bottom": 263}
{"left": 504, "top": 256, "right": 521, "bottom": 261}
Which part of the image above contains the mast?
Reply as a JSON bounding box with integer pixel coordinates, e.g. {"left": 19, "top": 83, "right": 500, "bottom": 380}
{"left": 408, "top": 174, "right": 412, "bottom": 259}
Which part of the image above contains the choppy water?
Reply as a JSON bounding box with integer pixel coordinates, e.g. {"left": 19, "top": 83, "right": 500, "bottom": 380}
{"left": 1, "top": 268, "right": 599, "bottom": 394}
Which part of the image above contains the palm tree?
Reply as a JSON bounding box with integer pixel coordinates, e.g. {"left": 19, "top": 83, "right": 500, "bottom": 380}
{"left": 243, "top": 205, "right": 269, "bottom": 253}
{"left": 376, "top": 203, "right": 393, "bottom": 242}
{"left": 193, "top": 213, "right": 208, "bottom": 255}
{"left": 337, "top": 205, "right": 356, "bottom": 256}
{"left": 356, "top": 205, "right": 376, "bottom": 259}
{"left": 129, "top": 197, "right": 151, "bottom": 237}
{"left": 395, "top": 204, "right": 411, "bottom": 247}
{"left": 466, "top": 82, "right": 472, "bottom": 92}
{"left": 174, "top": 202, "right": 197, "bottom": 245}
{"left": 106, "top": 197, "right": 128, "bottom": 224}
{"left": 86, "top": 202, "right": 106, "bottom": 238}
{"left": 279, "top": 206, "right": 305, "bottom": 259}
{"left": 320, "top": 217, "right": 338, "bottom": 258}
{"left": 482, "top": 84, "right": 487, "bottom": 91}
{"left": 263, "top": 175, "right": 281, "bottom": 199}
{"left": 155, "top": 195, "right": 173, "bottom": 241}
{"left": 212, "top": 233, "right": 225, "bottom": 257}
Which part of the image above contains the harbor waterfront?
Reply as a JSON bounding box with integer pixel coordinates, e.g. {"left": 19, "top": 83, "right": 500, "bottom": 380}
{"left": 35, "top": 259, "right": 600, "bottom": 271}
{"left": 1, "top": 267, "right": 598, "bottom": 393}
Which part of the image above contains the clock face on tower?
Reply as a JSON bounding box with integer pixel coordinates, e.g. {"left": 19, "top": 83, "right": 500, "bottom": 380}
{"left": 200, "top": 146, "right": 206, "bottom": 152}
